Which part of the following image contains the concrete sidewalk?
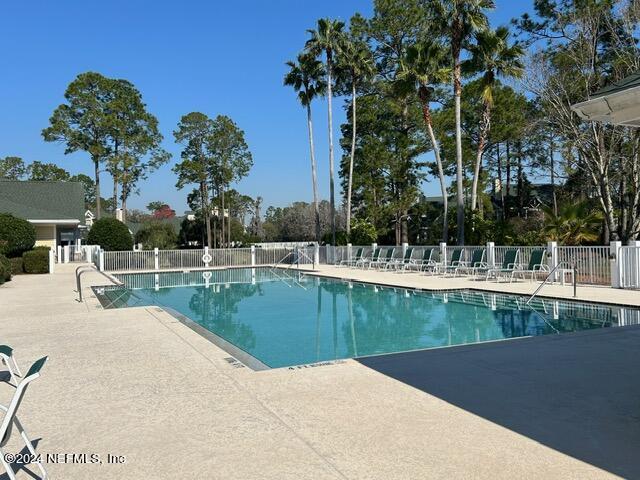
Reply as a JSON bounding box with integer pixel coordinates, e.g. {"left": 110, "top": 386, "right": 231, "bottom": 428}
{"left": 0, "top": 264, "right": 622, "bottom": 479}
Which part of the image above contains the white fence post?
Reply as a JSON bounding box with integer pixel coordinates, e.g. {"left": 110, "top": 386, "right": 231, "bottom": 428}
{"left": 611, "top": 241, "right": 622, "bottom": 288}
{"left": 48, "top": 248, "right": 55, "bottom": 274}
{"left": 154, "top": 247, "right": 159, "bottom": 271}
{"left": 314, "top": 244, "right": 320, "bottom": 266}
{"left": 547, "top": 241, "right": 558, "bottom": 281}
{"left": 439, "top": 242, "right": 447, "bottom": 265}
{"left": 402, "top": 242, "right": 408, "bottom": 257}
{"left": 347, "top": 243, "right": 352, "bottom": 262}
{"left": 57, "top": 245, "right": 62, "bottom": 264}
{"left": 98, "top": 249, "right": 104, "bottom": 271}
{"left": 251, "top": 245, "right": 256, "bottom": 266}
{"left": 486, "top": 242, "right": 495, "bottom": 268}
{"left": 203, "top": 246, "right": 210, "bottom": 268}
{"left": 63, "top": 245, "right": 70, "bottom": 264}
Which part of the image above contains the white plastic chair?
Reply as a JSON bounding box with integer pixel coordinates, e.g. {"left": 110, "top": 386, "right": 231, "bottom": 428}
{"left": 0, "top": 356, "right": 48, "bottom": 480}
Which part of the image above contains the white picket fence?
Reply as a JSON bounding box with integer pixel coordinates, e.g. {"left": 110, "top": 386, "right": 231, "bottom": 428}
{"left": 323, "top": 242, "right": 639, "bottom": 288}
{"left": 99, "top": 246, "right": 318, "bottom": 273}
{"left": 619, "top": 245, "right": 640, "bottom": 289}
{"left": 91, "top": 241, "right": 640, "bottom": 289}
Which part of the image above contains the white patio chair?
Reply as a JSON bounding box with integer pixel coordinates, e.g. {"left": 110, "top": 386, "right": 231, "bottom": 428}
{"left": 0, "top": 346, "right": 22, "bottom": 386}
{"left": 0, "top": 356, "right": 48, "bottom": 480}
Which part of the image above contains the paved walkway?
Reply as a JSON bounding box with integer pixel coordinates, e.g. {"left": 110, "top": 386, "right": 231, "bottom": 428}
{"left": 0, "top": 264, "right": 630, "bottom": 479}
{"left": 311, "top": 265, "right": 640, "bottom": 306}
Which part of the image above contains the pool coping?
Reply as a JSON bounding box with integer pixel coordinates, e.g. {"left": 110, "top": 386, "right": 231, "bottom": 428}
{"left": 89, "top": 267, "right": 640, "bottom": 372}
{"left": 302, "top": 270, "right": 640, "bottom": 309}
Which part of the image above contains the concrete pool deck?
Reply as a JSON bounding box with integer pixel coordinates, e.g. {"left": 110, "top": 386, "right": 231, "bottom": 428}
{"left": 0, "top": 263, "right": 637, "bottom": 479}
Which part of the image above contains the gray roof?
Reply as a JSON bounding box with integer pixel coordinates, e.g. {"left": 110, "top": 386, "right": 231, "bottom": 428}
{"left": 593, "top": 72, "right": 640, "bottom": 99}
{"left": 0, "top": 180, "right": 85, "bottom": 222}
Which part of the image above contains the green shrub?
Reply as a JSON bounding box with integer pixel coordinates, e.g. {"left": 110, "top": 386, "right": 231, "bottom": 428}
{"left": 135, "top": 222, "right": 178, "bottom": 250}
{"left": 87, "top": 218, "right": 133, "bottom": 251}
{"left": 349, "top": 219, "right": 378, "bottom": 245}
{"left": 23, "top": 249, "right": 50, "bottom": 274}
{"left": 0, "top": 254, "right": 11, "bottom": 284}
{"left": 0, "top": 213, "right": 36, "bottom": 258}
{"left": 9, "top": 257, "right": 24, "bottom": 275}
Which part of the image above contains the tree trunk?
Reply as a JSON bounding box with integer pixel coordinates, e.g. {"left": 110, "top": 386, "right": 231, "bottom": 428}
{"left": 550, "top": 134, "right": 557, "bottom": 216}
{"left": 505, "top": 141, "right": 511, "bottom": 203}
{"left": 401, "top": 209, "right": 409, "bottom": 244}
{"left": 221, "top": 186, "right": 226, "bottom": 248}
{"left": 454, "top": 64, "right": 465, "bottom": 245}
{"left": 517, "top": 144, "right": 523, "bottom": 214}
{"left": 346, "top": 81, "right": 357, "bottom": 238}
{"left": 419, "top": 95, "right": 448, "bottom": 242}
{"left": 326, "top": 49, "right": 336, "bottom": 245}
{"left": 202, "top": 182, "right": 212, "bottom": 248}
{"left": 306, "top": 105, "right": 321, "bottom": 242}
{"left": 496, "top": 143, "right": 504, "bottom": 220}
{"left": 471, "top": 101, "right": 490, "bottom": 212}
{"left": 94, "top": 158, "right": 101, "bottom": 219}
{"left": 112, "top": 178, "right": 118, "bottom": 214}
{"left": 121, "top": 190, "right": 127, "bottom": 224}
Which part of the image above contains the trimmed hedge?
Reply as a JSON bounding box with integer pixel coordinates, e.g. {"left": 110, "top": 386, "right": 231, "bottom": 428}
{"left": 87, "top": 218, "right": 133, "bottom": 251}
{"left": 0, "top": 254, "right": 11, "bottom": 284}
{"left": 0, "top": 213, "right": 36, "bottom": 258}
{"left": 9, "top": 257, "right": 24, "bottom": 275}
{"left": 23, "top": 249, "right": 49, "bottom": 274}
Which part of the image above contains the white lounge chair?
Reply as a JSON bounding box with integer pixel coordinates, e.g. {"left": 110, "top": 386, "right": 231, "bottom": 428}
{"left": 0, "top": 356, "right": 48, "bottom": 480}
{"left": 0, "top": 346, "right": 21, "bottom": 386}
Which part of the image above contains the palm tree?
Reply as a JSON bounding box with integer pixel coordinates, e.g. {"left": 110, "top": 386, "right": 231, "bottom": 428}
{"left": 400, "top": 41, "right": 451, "bottom": 242}
{"left": 337, "top": 37, "right": 375, "bottom": 238}
{"left": 466, "top": 26, "right": 524, "bottom": 212}
{"left": 542, "top": 202, "right": 602, "bottom": 245}
{"left": 432, "top": 0, "right": 494, "bottom": 245}
{"left": 284, "top": 53, "right": 327, "bottom": 241}
{"left": 306, "top": 18, "right": 345, "bottom": 245}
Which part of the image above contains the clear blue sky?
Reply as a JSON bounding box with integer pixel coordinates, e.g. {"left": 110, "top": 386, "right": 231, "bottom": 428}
{"left": 0, "top": 1, "right": 532, "bottom": 214}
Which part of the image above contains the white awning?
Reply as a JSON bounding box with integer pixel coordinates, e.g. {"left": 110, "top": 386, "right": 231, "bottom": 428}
{"left": 571, "top": 85, "right": 640, "bottom": 127}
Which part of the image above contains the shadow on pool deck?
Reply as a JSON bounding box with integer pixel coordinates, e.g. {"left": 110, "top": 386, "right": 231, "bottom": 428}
{"left": 358, "top": 325, "right": 640, "bottom": 478}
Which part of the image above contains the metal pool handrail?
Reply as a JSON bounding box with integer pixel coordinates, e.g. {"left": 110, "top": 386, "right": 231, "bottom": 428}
{"left": 75, "top": 265, "right": 124, "bottom": 303}
{"left": 525, "top": 261, "right": 577, "bottom": 305}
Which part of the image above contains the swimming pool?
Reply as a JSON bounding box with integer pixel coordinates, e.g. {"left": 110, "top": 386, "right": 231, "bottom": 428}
{"left": 95, "top": 268, "right": 640, "bottom": 369}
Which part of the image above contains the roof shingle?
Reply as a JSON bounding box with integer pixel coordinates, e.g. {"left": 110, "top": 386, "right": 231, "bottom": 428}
{"left": 0, "top": 180, "right": 85, "bottom": 222}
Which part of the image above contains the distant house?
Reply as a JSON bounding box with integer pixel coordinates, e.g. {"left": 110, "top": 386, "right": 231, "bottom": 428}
{"left": 0, "top": 180, "right": 86, "bottom": 249}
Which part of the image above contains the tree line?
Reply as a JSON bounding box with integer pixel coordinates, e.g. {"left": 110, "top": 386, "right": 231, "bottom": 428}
{"left": 0, "top": 71, "right": 255, "bottom": 249}
{"left": 285, "top": 0, "right": 640, "bottom": 246}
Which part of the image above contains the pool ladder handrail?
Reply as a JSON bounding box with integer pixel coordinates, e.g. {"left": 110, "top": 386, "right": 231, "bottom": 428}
{"left": 75, "top": 265, "right": 124, "bottom": 303}
{"left": 270, "top": 248, "right": 314, "bottom": 290}
{"left": 525, "top": 261, "right": 577, "bottom": 306}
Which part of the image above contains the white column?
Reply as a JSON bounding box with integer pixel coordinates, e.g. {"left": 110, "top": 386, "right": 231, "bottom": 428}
{"left": 57, "top": 245, "right": 62, "bottom": 264}
{"left": 402, "top": 242, "right": 408, "bottom": 256}
{"left": 347, "top": 243, "right": 352, "bottom": 262}
{"left": 63, "top": 245, "right": 70, "bottom": 264}
{"left": 314, "top": 244, "right": 320, "bottom": 266}
{"left": 486, "top": 242, "right": 495, "bottom": 268}
{"left": 611, "top": 241, "right": 622, "bottom": 288}
{"left": 48, "top": 248, "right": 55, "bottom": 274}
{"left": 154, "top": 247, "right": 159, "bottom": 271}
{"left": 547, "top": 241, "right": 558, "bottom": 281}
{"left": 439, "top": 242, "right": 447, "bottom": 265}
{"left": 251, "top": 245, "right": 256, "bottom": 266}
{"left": 98, "top": 249, "right": 104, "bottom": 271}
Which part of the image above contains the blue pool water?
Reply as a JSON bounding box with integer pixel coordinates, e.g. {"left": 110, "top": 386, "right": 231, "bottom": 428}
{"left": 97, "top": 268, "right": 639, "bottom": 368}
